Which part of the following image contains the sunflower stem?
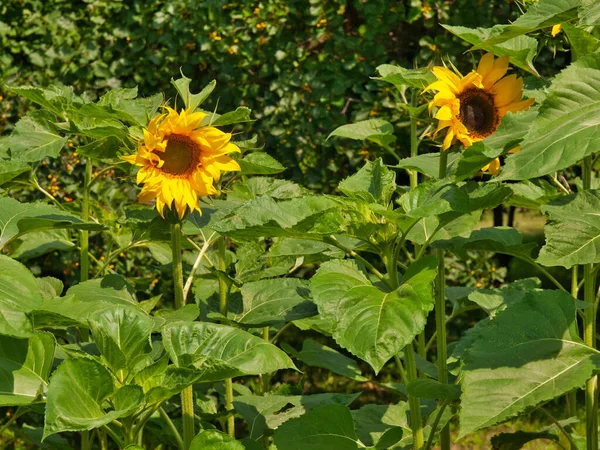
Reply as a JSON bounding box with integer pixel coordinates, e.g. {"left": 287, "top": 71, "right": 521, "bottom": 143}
{"left": 172, "top": 222, "right": 195, "bottom": 449}
{"left": 410, "top": 90, "right": 419, "bottom": 188}
{"left": 219, "top": 237, "right": 235, "bottom": 438}
{"left": 80, "top": 159, "right": 92, "bottom": 283}
{"left": 583, "top": 156, "right": 598, "bottom": 450}
{"left": 436, "top": 149, "right": 450, "bottom": 450}
{"left": 404, "top": 344, "right": 425, "bottom": 450}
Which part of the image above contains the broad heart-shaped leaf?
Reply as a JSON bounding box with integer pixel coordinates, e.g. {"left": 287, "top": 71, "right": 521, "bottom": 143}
{"left": 467, "top": 278, "right": 541, "bottom": 317}
{"left": 2, "top": 111, "right": 67, "bottom": 162}
{"left": 238, "top": 152, "right": 285, "bottom": 175}
{"left": 0, "top": 197, "right": 103, "bottom": 250}
{"left": 0, "top": 255, "right": 43, "bottom": 337}
{"left": 338, "top": 158, "right": 396, "bottom": 205}
{"left": 0, "top": 332, "right": 55, "bottom": 406}
{"left": 88, "top": 306, "right": 153, "bottom": 376}
{"left": 537, "top": 190, "right": 600, "bottom": 268}
{"left": 162, "top": 322, "right": 295, "bottom": 381}
{"left": 579, "top": 0, "right": 600, "bottom": 25}
{"left": 458, "top": 289, "right": 600, "bottom": 437}
{"left": 471, "top": 0, "right": 580, "bottom": 49}
{"left": 352, "top": 403, "right": 409, "bottom": 448}
{"left": 5, "top": 85, "right": 81, "bottom": 116}
{"left": 328, "top": 119, "right": 393, "bottom": 143}
{"left": 284, "top": 338, "right": 367, "bottom": 381}
{"left": 190, "top": 429, "right": 244, "bottom": 450}
{"left": 233, "top": 392, "right": 360, "bottom": 441}
{"left": 506, "top": 179, "right": 562, "bottom": 209}
{"left": 274, "top": 404, "right": 359, "bottom": 450}
{"left": 562, "top": 22, "right": 600, "bottom": 61}
{"left": 406, "top": 378, "right": 461, "bottom": 399}
{"left": 44, "top": 358, "right": 144, "bottom": 438}
{"left": 210, "top": 106, "right": 253, "bottom": 127}
{"left": 171, "top": 74, "right": 215, "bottom": 111}
{"left": 441, "top": 25, "right": 539, "bottom": 75}
{"left": 374, "top": 64, "right": 436, "bottom": 90}
{"left": 498, "top": 54, "right": 600, "bottom": 180}
{"left": 0, "top": 160, "right": 30, "bottom": 185}
{"left": 393, "top": 153, "right": 460, "bottom": 179}
{"left": 227, "top": 278, "right": 316, "bottom": 327}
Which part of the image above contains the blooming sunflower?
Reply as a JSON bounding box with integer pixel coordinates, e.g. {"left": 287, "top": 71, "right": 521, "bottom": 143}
{"left": 124, "top": 107, "right": 240, "bottom": 220}
{"left": 426, "top": 53, "right": 535, "bottom": 151}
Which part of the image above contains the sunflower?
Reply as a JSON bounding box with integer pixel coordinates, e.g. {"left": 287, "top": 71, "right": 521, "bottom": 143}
{"left": 426, "top": 53, "right": 535, "bottom": 151}
{"left": 124, "top": 107, "right": 240, "bottom": 220}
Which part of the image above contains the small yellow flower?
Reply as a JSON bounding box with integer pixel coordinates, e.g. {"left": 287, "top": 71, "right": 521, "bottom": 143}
{"left": 209, "top": 31, "right": 222, "bottom": 41}
{"left": 256, "top": 22, "right": 267, "bottom": 30}
{"left": 317, "top": 18, "right": 328, "bottom": 27}
{"left": 422, "top": 4, "right": 432, "bottom": 15}
{"left": 228, "top": 46, "right": 238, "bottom": 55}
{"left": 123, "top": 107, "right": 241, "bottom": 219}
{"left": 253, "top": 7, "right": 260, "bottom": 14}
{"left": 551, "top": 24, "right": 562, "bottom": 37}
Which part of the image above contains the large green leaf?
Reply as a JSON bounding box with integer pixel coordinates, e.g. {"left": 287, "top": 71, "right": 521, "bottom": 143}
{"left": 0, "top": 197, "right": 103, "bottom": 250}
{"left": 579, "top": 0, "right": 600, "bottom": 25}
{"left": 0, "top": 255, "right": 44, "bottom": 337}
{"left": 311, "top": 258, "right": 437, "bottom": 373}
{"left": 498, "top": 54, "right": 600, "bottom": 180}
{"left": 228, "top": 278, "right": 316, "bottom": 327}
{"left": 441, "top": 25, "right": 539, "bottom": 75}
{"left": 393, "top": 153, "right": 460, "bottom": 179}
{"left": 9, "top": 229, "right": 75, "bottom": 260}
{"left": 471, "top": 0, "right": 580, "bottom": 49}
{"left": 6, "top": 85, "right": 80, "bottom": 115}
{"left": 171, "top": 74, "right": 215, "bottom": 111}
{"left": 328, "top": 119, "right": 395, "bottom": 149}
{"left": 459, "top": 289, "right": 599, "bottom": 436}
{"left": 562, "top": 22, "right": 600, "bottom": 61}
{"left": 537, "top": 190, "right": 600, "bottom": 268}
{"left": 0, "top": 332, "right": 55, "bottom": 406}
{"left": 2, "top": 112, "right": 67, "bottom": 162}
{"left": 374, "top": 64, "right": 436, "bottom": 90}
{"left": 162, "top": 322, "right": 295, "bottom": 381}
{"left": 190, "top": 430, "right": 244, "bottom": 450}
{"left": 274, "top": 404, "right": 359, "bottom": 450}
{"left": 338, "top": 158, "right": 396, "bottom": 205}
{"left": 238, "top": 152, "right": 285, "bottom": 175}
{"left": 89, "top": 306, "right": 153, "bottom": 376}
{"left": 352, "top": 403, "right": 409, "bottom": 448}
{"left": 0, "top": 160, "right": 30, "bottom": 185}
{"left": 44, "top": 358, "right": 144, "bottom": 438}
{"left": 233, "top": 392, "right": 360, "bottom": 441}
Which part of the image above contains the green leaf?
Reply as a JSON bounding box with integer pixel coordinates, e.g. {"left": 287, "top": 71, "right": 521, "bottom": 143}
{"left": 467, "top": 278, "right": 542, "bottom": 316}
{"left": 374, "top": 64, "right": 436, "bottom": 90}
{"left": 394, "top": 153, "right": 460, "bottom": 179}
{"left": 579, "top": 0, "right": 600, "bottom": 25}
{"left": 9, "top": 229, "right": 75, "bottom": 261}
{"left": 36, "top": 277, "right": 64, "bottom": 300}
{"left": 67, "top": 274, "right": 138, "bottom": 306}
{"left": 285, "top": 339, "right": 367, "bottom": 381}
{"left": 210, "top": 106, "right": 253, "bottom": 126}
{"left": 274, "top": 404, "right": 359, "bottom": 450}
{"left": 338, "top": 158, "right": 396, "bottom": 205}
{"left": 88, "top": 306, "right": 153, "bottom": 375}
{"left": 44, "top": 358, "right": 143, "bottom": 438}
{"left": 228, "top": 278, "right": 316, "bottom": 326}
{"left": 562, "top": 22, "right": 600, "bottom": 61}
{"left": 162, "top": 322, "right": 295, "bottom": 381}
{"left": 490, "top": 430, "right": 559, "bottom": 449}
{"left": 459, "top": 289, "right": 599, "bottom": 437}
{"left": 152, "top": 304, "right": 199, "bottom": 331}
{"left": 441, "top": 25, "right": 539, "bottom": 75}
{"left": 0, "top": 255, "right": 43, "bottom": 337}
{"left": 0, "top": 160, "right": 30, "bottom": 185}
{"left": 0, "top": 332, "right": 55, "bottom": 406}
{"left": 498, "top": 54, "right": 600, "bottom": 180}
{"left": 352, "top": 403, "right": 409, "bottom": 448}
{"left": 76, "top": 136, "right": 124, "bottom": 162}
{"left": 3, "top": 112, "right": 67, "bottom": 162}
{"left": 190, "top": 430, "right": 244, "bottom": 450}
{"left": 471, "top": 0, "right": 580, "bottom": 49}
{"left": 0, "top": 198, "right": 103, "bottom": 250}
{"left": 328, "top": 119, "right": 393, "bottom": 143}
{"left": 406, "top": 379, "right": 461, "bottom": 399}
{"left": 234, "top": 392, "right": 360, "bottom": 441}
{"left": 506, "top": 179, "right": 561, "bottom": 209}
{"left": 97, "top": 88, "right": 163, "bottom": 125}
{"left": 238, "top": 152, "right": 285, "bottom": 175}
{"left": 6, "top": 85, "right": 79, "bottom": 115}
{"left": 537, "top": 190, "right": 600, "bottom": 268}
{"left": 171, "top": 74, "right": 215, "bottom": 111}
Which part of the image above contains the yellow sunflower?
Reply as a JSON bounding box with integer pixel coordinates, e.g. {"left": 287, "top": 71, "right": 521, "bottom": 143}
{"left": 124, "top": 107, "right": 241, "bottom": 220}
{"left": 426, "top": 53, "right": 535, "bottom": 151}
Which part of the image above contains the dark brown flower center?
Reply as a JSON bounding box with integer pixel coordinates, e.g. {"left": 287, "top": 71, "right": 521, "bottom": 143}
{"left": 457, "top": 88, "right": 499, "bottom": 139}
{"left": 157, "top": 135, "right": 200, "bottom": 176}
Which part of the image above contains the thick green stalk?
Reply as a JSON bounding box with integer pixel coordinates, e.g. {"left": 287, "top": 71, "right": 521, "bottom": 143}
{"left": 404, "top": 344, "right": 425, "bottom": 450}
{"left": 80, "top": 159, "right": 92, "bottom": 282}
{"left": 172, "top": 223, "right": 195, "bottom": 449}
{"left": 583, "top": 156, "right": 598, "bottom": 450}
{"left": 219, "top": 238, "right": 235, "bottom": 438}
{"left": 436, "top": 149, "right": 450, "bottom": 450}
{"left": 409, "top": 91, "right": 419, "bottom": 188}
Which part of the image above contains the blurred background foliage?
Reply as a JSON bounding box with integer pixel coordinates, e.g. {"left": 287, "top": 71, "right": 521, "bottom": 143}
{"left": 0, "top": 0, "right": 547, "bottom": 191}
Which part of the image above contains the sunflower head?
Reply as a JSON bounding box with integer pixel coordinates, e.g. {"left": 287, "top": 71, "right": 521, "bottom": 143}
{"left": 425, "top": 53, "right": 535, "bottom": 152}
{"left": 124, "top": 107, "right": 241, "bottom": 220}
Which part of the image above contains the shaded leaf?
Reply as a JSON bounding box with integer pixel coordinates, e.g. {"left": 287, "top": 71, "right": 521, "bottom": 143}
{"left": 338, "top": 158, "right": 396, "bottom": 205}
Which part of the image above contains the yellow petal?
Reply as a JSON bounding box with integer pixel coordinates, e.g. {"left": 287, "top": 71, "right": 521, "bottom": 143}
{"left": 499, "top": 97, "right": 535, "bottom": 115}
{"left": 435, "top": 105, "right": 455, "bottom": 121}
{"left": 442, "top": 128, "right": 455, "bottom": 151}
{"left": 433, "top": 67, "right": 462, "bottom": 91}
{"left": 491, "top": 74, "right": 521, "bottom": 108}
{"left": 477, "top": 53, "right": 495, "bottom": 80}
{"left": 552, "top": 24, "right": 562, "bottom": 37}
{"left": 483, "top": 55, "right": 510, "bottom": 89}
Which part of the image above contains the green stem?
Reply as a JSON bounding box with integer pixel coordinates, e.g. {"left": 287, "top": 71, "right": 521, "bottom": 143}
{"left": 219, "top": 237, "right": 235, "bottom": 438}
{"left": 423, "top": 399, "right": 451, "bottom": 450}
{"left": 172, "top": 222, "right": 195, "bottom": 449}
{"left": 435, "top": 150, "right": 450, "bottom": 450}
{"left": 262, "top": 327, "right": 271, "bottom": 394}
{"left": 81, "top": 159, "right": 92, "bottom": 282}
{"left": 404, "top": 344, "right": 425, "bottom": 450}
{"left": 81, "top": 430, "right": 91, "bottom": 450}
{"left": 410, "top": 90, "right": 419, "bottom": 188}
{"left": 102, "top": 425, "right": 125, "bottom": 449}
{"left": 583, "top": 156, "right": 598, "bottom": 450}
{"left": 567, "top": 267, "right": 579, "bottom": 424}
{"left": 159, "top": 407, "right": 185, "bottom": 450}
{"left": 541, "top": 407, "right": 580, "bottom": 450}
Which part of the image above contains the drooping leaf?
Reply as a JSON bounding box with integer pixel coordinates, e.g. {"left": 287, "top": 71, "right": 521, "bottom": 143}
{"left": 328, "top": 119, "right": 393, "bottom": 143}
{"left": 274, "top": 404, "right": 359, "bottom": 450}
{"left": 9, "top": 229, "right": 75, "bottom": 261}
{"left": 162, "top": 322, "right": 295, "bottom": 381}
{"left": 210, "top": 106, "right": 253, "bottom": 126}
{"left": 505, "top": 179, "right": 561, "bottom": 209}
{"left": 352, "top": 403, "right": 409, "bottom": 448}
{"left": 338, "top": 158, "right": 396, "bottom": 205}
{"left": 2, "top": 112, "right": 67, "bottom": 162}
{"left": 238, "top": 152, "right": 285, "bottom": 175}
{"left": 499, "top": 54, "right": 600, "bottom": 180}
{"left": 0, "top": 332, "right": 55, "bottom": 406}
{"left": 374, "top": 64, "right": 436, "bottom": 90}
{"left": 467, "top": 278, "right": 542, "bottom": 316}
{"left": 459, "top": 289, "right": 599, "bottom": 437}
{"left": 537, "top": 190, "right": 600, "bottom": 268}
{"left": 562, "top": 22, "right": 600, "bottom": 61}
{"left": 190, "top": 429, "right": 245, "bottom": 450}
{"left": 44, "top": 358, "right": 143, "bottom": 438}
{"left": 0, "top": 160, "right": 30, "bottom": 185}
